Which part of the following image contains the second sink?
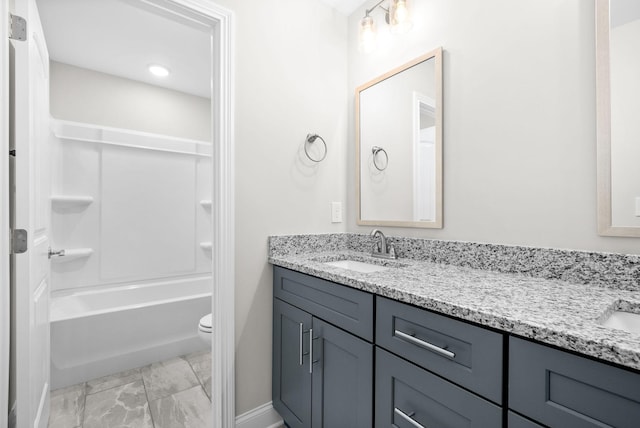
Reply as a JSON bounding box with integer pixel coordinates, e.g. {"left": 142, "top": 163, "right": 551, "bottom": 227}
{"left": 600, "top": 310, "right": 640, "bottom": 335}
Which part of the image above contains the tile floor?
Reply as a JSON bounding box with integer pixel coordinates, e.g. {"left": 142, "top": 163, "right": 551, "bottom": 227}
{"left": 48, "top": 351, "right": 212, "bottom": 428}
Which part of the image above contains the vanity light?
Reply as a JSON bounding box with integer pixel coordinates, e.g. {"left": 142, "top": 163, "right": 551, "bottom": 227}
{"left": 358, "top": 0, "right": 413, "bottom": 53}
{"left": 389, "top": 0, "right": 413, "bottom": 34}
{"left": 148, "top": 64, "right": 170, "bottom": 77}
{"left": 359, "top": 15, "right": 377, "bottom": 53}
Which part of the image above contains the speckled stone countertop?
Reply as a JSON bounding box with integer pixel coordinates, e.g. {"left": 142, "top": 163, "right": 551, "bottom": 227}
{"left": 268, "top": 234, "right": 640, "bottom": 371}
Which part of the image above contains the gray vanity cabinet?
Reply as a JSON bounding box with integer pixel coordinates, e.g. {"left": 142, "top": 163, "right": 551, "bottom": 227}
{"left": 376, "top": 348, "right": 502, "bottom": 428}
{"left": 273, "top": 299, "right": 313, "bottom": 428}
{"left": 272, "top": 267, "right": 374, "bottom": 428}
{"left": 509, "top": 337, "right": 640, "bottom": 428}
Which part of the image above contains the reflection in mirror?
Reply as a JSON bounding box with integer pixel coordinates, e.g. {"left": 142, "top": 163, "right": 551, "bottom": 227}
{"left": 356, "top": 48, "right": 442, "bottom": 228}
{"left": 596, "top": 0, "right": 640, "bottom": 237}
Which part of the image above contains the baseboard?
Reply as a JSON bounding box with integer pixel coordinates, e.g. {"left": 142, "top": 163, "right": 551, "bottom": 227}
{"left": 235, "top": 401, "right": 283, "bottom": 428}
{"left": 8, "top": 401, "right": 16, "bottom": 428}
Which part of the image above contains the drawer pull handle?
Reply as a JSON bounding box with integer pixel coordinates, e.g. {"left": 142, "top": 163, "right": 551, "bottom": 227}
{"left": 394, "top": 407, "right": 426, "bottom": 428}
{"left": 394, "top": 329, "right": 456, "bottom": 359}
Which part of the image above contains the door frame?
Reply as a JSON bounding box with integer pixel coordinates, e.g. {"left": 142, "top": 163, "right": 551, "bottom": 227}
{"left": 0, "top": 0, "right": 236, "bottom": 426}
{"left": 154, "top": 2, "right": 236, "bottom": 425}
{"left": 1, "top": 1, "right": 11, "bottom": 427}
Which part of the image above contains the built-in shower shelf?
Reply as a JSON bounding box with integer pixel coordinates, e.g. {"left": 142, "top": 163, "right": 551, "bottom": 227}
{"left": 200, "top": 200, "right": 212, "bottom": 209}
{"left": 200, "top": 242, "right": 212, "bottom": 251}
{"left": 50, "top": 248, "right": 94, "bottom": 263}
{"left": 51, "top": 195, "right": 94, "bottom": 208}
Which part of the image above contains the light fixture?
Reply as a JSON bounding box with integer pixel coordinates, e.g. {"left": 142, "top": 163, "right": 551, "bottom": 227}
{"left": 358, "top": 0, "right": 413, "bottom": 53}
{"left": 389, "top": 0, "right": 413, "bottom": 34}
{"left": 359, "top": 15, "right": 377, "bottom": 53}
{"left": 148, "top": 64, "right": 170, "bottom": 77}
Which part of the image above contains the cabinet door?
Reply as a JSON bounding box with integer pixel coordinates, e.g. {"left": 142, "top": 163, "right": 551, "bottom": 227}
{"left": 510, "top": 337, "right": 640, "bottom": 428}
{"left": 273, "top": 299, "right": 313, "bottom": 428}
{"left": 311, "top": 318, "right": 373, "bottom": 428}
{"left": 376, "top": 348, "right": 502, "bottom": 428}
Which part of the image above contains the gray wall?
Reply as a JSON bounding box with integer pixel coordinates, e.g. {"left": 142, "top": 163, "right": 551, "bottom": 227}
{"left": 50, "top": 61, "right": 211, "bottom": 141}
{"left": 209, "top": 0, "right": 349, "bottom": 414}
{"left": 348, "top": 0, "right": 640, "bottom": 255}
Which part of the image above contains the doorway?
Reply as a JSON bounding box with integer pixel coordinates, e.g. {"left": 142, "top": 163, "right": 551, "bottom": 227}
{"left": 2, "top": 0, "right": 234, "bottom": 426}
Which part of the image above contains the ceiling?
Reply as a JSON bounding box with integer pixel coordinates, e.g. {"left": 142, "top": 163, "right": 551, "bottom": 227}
{"left": 37, "top": 0, "right": 212, "bottom": 98}
{"left": 36, "top": 0, "right": 369, "bottom": 99}
{"left": 319, "top": 0, "right": 369, "bottom": 15}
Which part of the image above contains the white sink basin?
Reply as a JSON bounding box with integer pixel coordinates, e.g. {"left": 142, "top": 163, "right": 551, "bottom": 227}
{"left": 600, "top": 311, "right": 640, "bottom": 335}
{"left": 324, "top": 259, "right": 389, "bottom": 273}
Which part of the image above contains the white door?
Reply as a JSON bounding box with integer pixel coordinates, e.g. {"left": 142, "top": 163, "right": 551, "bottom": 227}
{"left": 10, "top": 0, "right": 51, "bottom": 426}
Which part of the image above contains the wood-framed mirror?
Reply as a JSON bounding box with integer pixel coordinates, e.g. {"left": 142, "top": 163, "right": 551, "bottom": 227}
{"left": 596, "top": 0, "right": 640, "bottom": 237}
{"left": 356, "top": 47, "right": 443, "bottom": 228}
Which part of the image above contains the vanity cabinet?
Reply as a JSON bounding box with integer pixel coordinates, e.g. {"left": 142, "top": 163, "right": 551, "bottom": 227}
{"left": 272, "top": 267, "right": 374, "bottom": 428}
{"left": 375, "top": 296, "right": 503, "bottom": 427}
{"left": 272, "top": 266, "right": 640, "bottom": 428}
{"left": 376, "top": 348, "right": 502, "bottom": 427}
{"left": 509, "top": 337, "right": 640, "bottom": 428}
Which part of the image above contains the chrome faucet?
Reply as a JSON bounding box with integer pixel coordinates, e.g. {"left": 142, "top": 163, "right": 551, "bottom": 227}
{"left": 370, "top": 229, "right": 397, "bottom": 260}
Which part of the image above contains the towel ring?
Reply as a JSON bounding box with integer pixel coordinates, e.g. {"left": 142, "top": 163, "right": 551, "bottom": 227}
{"left": 304, "top": 134, "right": 327, "bottom": 162}
{"left": 372, "top": 146, "right": 388, "bottom": 171}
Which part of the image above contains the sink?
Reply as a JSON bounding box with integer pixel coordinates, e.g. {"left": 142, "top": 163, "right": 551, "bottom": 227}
{"left": 600, "top": 311, "right": 640, "bottom": 335}
{"left": 324, "top": 259, "right": 389, "bottom": 273}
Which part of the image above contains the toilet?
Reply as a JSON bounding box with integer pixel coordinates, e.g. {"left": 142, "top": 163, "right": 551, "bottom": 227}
{"left": 198, "top": 313, "right": 212, "bottom": 344}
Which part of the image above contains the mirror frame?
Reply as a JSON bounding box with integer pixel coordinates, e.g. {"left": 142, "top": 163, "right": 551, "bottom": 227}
{"left": 356, "top": 47, "right": 443, "bottom": 228}
{"left": 596, "top": 0, "right": 640, "bottom": 237}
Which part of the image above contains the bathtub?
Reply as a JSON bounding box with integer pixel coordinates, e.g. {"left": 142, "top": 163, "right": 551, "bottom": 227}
{"left": 50, "top": 275, "right": 212, "bottom": 389}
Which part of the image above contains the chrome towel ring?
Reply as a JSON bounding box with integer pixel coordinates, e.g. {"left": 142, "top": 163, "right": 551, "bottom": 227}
{"left": 372, "top": 146, "right": 388, "bottom": 171}
{"left": 304, "top": 134, "right": 327, "bottom": 162}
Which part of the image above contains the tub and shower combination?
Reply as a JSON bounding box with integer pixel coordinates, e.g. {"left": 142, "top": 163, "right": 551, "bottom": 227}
{"left": 49, "top": 120, "right": 213, "bottom": 389}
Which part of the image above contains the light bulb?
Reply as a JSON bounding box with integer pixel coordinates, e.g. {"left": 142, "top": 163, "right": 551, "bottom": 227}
{"left": 148, "top": 64, "right": 170, "bottom": 77}
{"left": 359, "top": 15, "right": 377, "bottom": 53}
{"left": 389, "top": 0, "right": 412, "bottom": 34}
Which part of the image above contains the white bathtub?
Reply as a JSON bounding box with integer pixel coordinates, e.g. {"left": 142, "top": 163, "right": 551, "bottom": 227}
{"left": 50, "top": 275, "right": 212, "bottom": 389}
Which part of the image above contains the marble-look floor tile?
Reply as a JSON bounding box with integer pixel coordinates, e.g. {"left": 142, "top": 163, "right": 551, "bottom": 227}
{"left": 83, "top": 380, "right": 153, "bottom": 428}
{"left": 48, "top": 383, "right": 86, "bottom": 428}
{"left": 149, "top": 385, "right": 212, "bottom": 428}
{"left": 184, "top": 351, "right": 212, "bottom": 399}
{"left": 86, "top": 367, "right": 142, "bottom": 395}
{"left": 141, "top": 357, "right": 200, "bottom": 401}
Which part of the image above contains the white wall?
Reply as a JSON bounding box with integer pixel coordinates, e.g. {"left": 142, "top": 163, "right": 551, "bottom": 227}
{"left": 348, "top": 0, "right": 640, "bottom": 255}
{"left": 610, "top": 18, "right": 640, "bottom": 227}
{"left": 49, "top": 61, "right": 211, "bottom": 141}
{"left": 207, "top": 0, "right": 349, "bottom": 414}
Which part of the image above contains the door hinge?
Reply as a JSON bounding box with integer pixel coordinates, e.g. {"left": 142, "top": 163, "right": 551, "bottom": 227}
{"left": 10, "top": 229, "right": 28, "bottom": 254}
{"left": 9, "top": 149, "right": 15, "bottom": 157}
{"left": 9, "top": 13, "right": 26, "bottom": 41}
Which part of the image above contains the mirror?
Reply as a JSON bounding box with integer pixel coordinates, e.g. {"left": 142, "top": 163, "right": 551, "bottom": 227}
{"left": 596, "top": 0, "right": 640, "bottom": 237}
{"left": 356, "top": 47, "right": 442, "bottom": 228}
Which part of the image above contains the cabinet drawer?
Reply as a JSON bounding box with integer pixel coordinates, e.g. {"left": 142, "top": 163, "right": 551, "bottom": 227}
{"left": 375, "top": 348, "right": 502, "bottom": 428}
{"left": 508, "top": 412, "right": 544, "bottom": 428}
{"left": 274, "top": 267, "right": 374, "bottom": 341}
{"left": 509, "top": 337, "right": 640, "bottom": 428}
{"left": 376, "top": 296, "right": 503, "bottom": 403}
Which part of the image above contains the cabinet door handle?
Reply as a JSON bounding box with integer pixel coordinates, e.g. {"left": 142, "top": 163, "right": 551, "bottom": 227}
{"left": 394, "top": 329, "right": 455, "bottom": 359}
{"left": 299, "top": 323, "right": 304, "bottom": 366}
{"left": 309, "top": 328, "right": 314, "bottom": 374}
{"left": 394, "top": 407, "right": 426, "bottom": 428}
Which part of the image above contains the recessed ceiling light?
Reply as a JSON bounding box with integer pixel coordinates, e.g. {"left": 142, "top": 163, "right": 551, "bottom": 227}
{"left": 148, "top": 64, "right": 170, "bottom": 77}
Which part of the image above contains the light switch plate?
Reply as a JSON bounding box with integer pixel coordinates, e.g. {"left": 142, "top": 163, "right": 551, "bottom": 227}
{"left": 331, "top": 202, "right": 342, "bottom": 223}
{"left": 635, "top": 197, "right": 640, "bottom": 217}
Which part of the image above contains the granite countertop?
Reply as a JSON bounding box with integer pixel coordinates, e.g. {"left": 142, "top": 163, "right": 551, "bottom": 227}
{"left": 269, "top": 249, "right": 640, "bottom": 371}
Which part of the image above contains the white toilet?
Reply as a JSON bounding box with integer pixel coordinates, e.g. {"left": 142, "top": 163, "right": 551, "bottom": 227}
{"left": 198, "top": 313, "right": 212, "bottom": 344}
